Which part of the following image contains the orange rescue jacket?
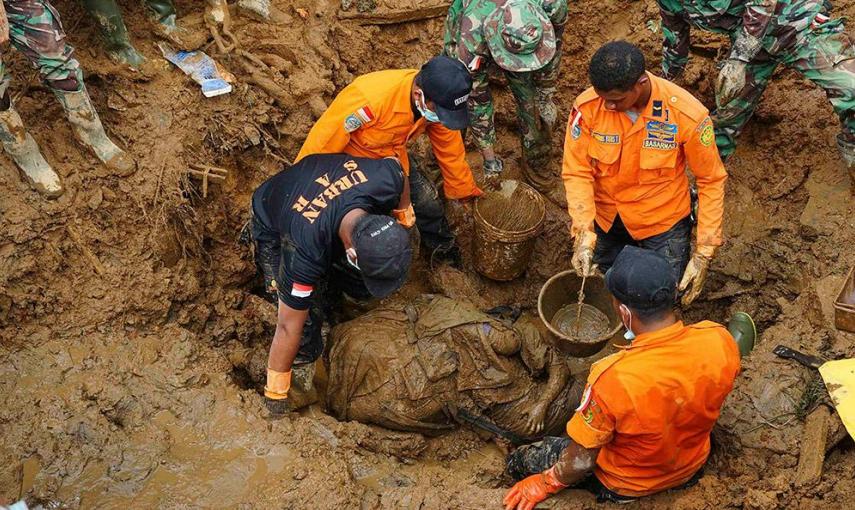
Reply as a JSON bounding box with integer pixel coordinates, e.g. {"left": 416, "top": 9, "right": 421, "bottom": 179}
{"left": 562, "top": 73, "right": 726, "bottom": 249}
{"left": 566, "top": 321, "right": 740, "bottom": 497}
{"left": 296, "top": 69, "right": 481, "bottom": 200}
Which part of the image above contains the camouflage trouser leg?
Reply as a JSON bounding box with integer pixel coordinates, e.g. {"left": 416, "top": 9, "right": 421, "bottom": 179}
{"left": 780, "top": 18, "right": 855, "bottom": 142}
{"left": 713, "top": 53, "right": 778, "bottom": 160}
{"left": 507, "top": 72, "right": 554, "bottom": 192}
{"left": 0, "top": 0, "right": 83, "bottom": 97}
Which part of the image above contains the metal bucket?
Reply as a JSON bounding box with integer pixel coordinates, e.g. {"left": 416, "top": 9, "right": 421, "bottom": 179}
{"left": 537, "top": 271, "right": 623, "bottom": 357}
{"left": 473, "top": 180, "right": 545, "bottom": 281}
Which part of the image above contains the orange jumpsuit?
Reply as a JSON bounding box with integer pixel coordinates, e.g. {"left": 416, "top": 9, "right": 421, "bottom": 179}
{"left": 562, "top": 73, "right": 726, "bottom": 249}
{"left": 297, "top": 69, "right": 481, "bottom": 200}
{"left": 567, "top": 321, "right": 740, "bottom": 497}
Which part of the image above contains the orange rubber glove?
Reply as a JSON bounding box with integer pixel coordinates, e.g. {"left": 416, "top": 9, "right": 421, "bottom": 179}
{"left": 393, "top": 204, "right": 416, "bottom": 228}
{"left": 264, "top": 368, "right": 291, "bottom": 400}
{"left": 503, "top": 466, "right": 567, "bottom": 510}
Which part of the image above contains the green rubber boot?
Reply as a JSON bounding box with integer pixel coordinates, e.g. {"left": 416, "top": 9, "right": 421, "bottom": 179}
{"left": 144, "top": 0, "right": 177, "bottom": 23}
{"left": 146, "top": 0, "right": 208, "bottom": 51}
{"left": 81, "top": 0, "right": 145, "bottom": 69}
{"left": 728, "top": 311, "right": 756, "bottom": 358}
{"left": 0, "top": 99, "right": 64, "bottom": 198}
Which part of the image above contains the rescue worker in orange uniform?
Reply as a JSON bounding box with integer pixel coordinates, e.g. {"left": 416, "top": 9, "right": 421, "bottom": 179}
{"left": 297, "top": 56, "right": 483, "bottom": 262}
{"left": 504, "top": 246, "right": 741, "bottom": 508}
{"left": 563, "top": 41, "right": 727, "bottom": 305}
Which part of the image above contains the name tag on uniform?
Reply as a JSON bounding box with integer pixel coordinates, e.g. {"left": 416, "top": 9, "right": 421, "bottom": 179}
{"left": 592, "top": 132, "right": 620, "bottom": 144}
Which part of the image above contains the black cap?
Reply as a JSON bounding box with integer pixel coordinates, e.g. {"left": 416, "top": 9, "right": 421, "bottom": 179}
{"left": 418, "top": 56, "right": 472, "bottom": 130}
{"left": 604, "top": 246, "right": 676, "bottom": 311}
{"left": 352, "top": 215, "right": 412, "bottom": 298}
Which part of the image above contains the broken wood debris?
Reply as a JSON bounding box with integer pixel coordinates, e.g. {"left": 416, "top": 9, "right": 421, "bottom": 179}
{"left": 338, "top": 4, "right": 451, "bottom": 25}
{"left": 188, "top": 164, "right": 228, "bottom": 198}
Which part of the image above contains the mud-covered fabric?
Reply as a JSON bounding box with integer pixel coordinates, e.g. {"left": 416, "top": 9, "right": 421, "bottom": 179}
{"left": 593, "top": 214, "right": 691, "bottom": 288}
{"left": 251, "top": 154, "right": 404, "bottom": 310}
{"left": 443, "top": 0, "right": 566, "bottom": 176}
{"left": 408, "top": 156, "right": 455, "bottom": 250}
{"left": 0, "top": 0, "right": 83, "bottom": 97}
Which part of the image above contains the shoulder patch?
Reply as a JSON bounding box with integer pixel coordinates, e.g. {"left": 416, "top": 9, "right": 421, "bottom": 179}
{"left": 291, "top": 283, "right": 314, "bottom": 298}
{"left": 570, "top": 109, "right": 583, "bottom": 140}
{"left": 356, "top": 106, "right": 374, "bottom": 123}
{"left": 344, "top": 114, "right": 362, "bottom": 133}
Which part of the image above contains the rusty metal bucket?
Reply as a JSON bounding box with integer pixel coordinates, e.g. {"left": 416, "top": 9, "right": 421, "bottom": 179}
{"left": 538, "top": 271, "right": 623, "bottom": 357}
{"left": 473, "top": 180, "right": 545, "bottom": 281}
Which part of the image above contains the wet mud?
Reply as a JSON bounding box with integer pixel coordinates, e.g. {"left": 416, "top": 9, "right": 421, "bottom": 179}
{"left": 1, "top": 0, "right": 855, "bottom": 508}
{"left": 551, "top": 303, "right": 611, "bottom": 341}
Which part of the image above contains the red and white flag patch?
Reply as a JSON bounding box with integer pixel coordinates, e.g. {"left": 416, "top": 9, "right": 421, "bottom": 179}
{"left": 291, "top": 283, "right": 314, "bottom": 298}
{"left": 356, "top": 106, "right": 374, "bottom": 123}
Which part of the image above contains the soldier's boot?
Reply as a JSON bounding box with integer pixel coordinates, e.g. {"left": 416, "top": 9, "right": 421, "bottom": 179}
{"left": 728, "top": 311, "right": 756, "bottom": 358}
{"left": 146, "top": 0, "right": 208, "bottom": 51}
{"left": 54, "top": 88, "right": 137, "bottom": 177}
{"left": 81, "top": 0, "right": 145, "bottom": 69}
{"left": 535, "top": 87, "right": 558, "bottom": 137}
{"left": 237, "top": 0, "right": 288, "bottom": 24}
{"left": 0, "top": 99, "right": 63, "bottom": 198}
{"left": 836, "top": 133, "right": 855, "bottom": 167}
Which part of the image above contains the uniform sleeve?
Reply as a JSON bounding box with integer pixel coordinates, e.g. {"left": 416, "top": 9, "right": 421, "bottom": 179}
{"left": 442, "top": 0, "right": 465, "bottom": 57}
{"left": 733, "top": 0, "right": 776, "bottom": 62}
{"left": 658, "top": 0, "right": 691, "bottom": 79}
{"left": 684, "top": 116, "right": 727, "bottom": 248}
{"left": 532, "top": 0, "right": 568, "bottom": 91}
{"left": 277, "top": 249, "right": 324, "bottom": 311}
{"left": 426, "top": 123, "right": 482, "bottom": 200}
{"left": 296, "top": 85, "right": 376, "bottom": 163}
{"left": 566, "top": 386, "right": 616, "bottom": 449}
{"left": 561, "top": 107, "right": 597, "bottom": 238}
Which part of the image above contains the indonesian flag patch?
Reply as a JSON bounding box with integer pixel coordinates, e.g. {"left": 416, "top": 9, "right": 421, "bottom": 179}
{"left": 356, "top": 106, "right": 374, "bottom": 123}
{"left": 291, "top": 283, "right": 314, "bottom": 298}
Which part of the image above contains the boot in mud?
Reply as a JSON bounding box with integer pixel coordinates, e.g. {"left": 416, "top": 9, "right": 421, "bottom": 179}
{"left": 54, "top": 87, "right": 137, "bottom": 177}
{"left": 0, "top": 99, "right": 63, "bottom": 198}
{"left": 81, "top": 0, "right": 145, "bottom": 69}
{"left": 238, "top": 0, "right": 288, "bottom": 24}
{"left": 146, "top": 0, "right": 208, "bottom": 51}
{"left": 728, "top": 311, "right": 756, "bottom": 358}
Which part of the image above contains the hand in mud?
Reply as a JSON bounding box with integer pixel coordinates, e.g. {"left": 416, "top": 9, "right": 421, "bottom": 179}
{"left": 716, "top": 59, "right": 747, "bottom": 109}
{"left": 524, "top": 402, "right": 548, "bottom": 436}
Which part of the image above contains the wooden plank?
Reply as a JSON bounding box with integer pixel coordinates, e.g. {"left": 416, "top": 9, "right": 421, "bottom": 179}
{"left": 337, "top": 4, "right": 451, "bottom": 25}
{"left": 795, "top": 405, "right": 831, "bottom": 486}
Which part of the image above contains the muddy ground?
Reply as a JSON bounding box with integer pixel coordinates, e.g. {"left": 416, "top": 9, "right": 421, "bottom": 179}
{"left": 1, "top": 0, "right": 855, "bottom": 508}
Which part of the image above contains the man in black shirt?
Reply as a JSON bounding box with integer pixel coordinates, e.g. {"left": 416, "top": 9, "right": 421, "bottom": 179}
{"left": 249, "top": 153, "right": 413, "bottom": 415}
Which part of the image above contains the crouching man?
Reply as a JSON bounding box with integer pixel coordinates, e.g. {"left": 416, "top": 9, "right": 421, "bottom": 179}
{"left": 504, "top": 246, "right": 741, "bottom": 507}
{"left": 248, "top": 153, "right": 413, "bottom": 416}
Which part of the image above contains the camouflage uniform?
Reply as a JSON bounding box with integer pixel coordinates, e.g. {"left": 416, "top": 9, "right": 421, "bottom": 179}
{"left": 659, "top": 0, "right": 855, "bottom": 160}
{"left": 0, "top": 0, "right": 83, "bottom": 97}
{"left": 443, "top": 0, "right": 568, "bottom": 191}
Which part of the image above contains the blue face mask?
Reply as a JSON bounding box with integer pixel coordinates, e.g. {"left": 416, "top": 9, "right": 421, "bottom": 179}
{"left": 620, "top": 304, "right": 636, "bottom": 342}
{"left": 417, "top": 93, "right": 440, "bottom": 123}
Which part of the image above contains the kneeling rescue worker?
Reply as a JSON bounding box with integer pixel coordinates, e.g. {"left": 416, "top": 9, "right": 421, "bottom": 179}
{"left": 248, "top": 153, "right": 413, "bottom": 415}
{"left": 563, "top": 41, "right": 727, "bottom": 305}
{"left": 296, "top": 55, "right": 482, "bottom": 264}
{"left": 504, "top": 246, "right": 742, "bottom": 508}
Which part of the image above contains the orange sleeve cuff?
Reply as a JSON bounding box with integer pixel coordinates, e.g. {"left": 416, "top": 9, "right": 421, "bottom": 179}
{"left": 566, "top": 413, "right": 612, "bottom": 449}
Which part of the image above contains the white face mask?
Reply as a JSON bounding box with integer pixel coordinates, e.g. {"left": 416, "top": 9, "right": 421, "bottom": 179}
{"left": 346, "top": 247, "right": 359, "bottom": 270}
{"left": 416, "top": 91, "right": 440, "bottom": 123}
{"left": 619, "top": 304, "right": 636, "bottom": 341}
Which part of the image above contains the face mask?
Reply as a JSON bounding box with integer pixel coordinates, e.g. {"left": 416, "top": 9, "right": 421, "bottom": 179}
{"left": 620, "top": 304, "right": 636, "bottom": 342}
{"left": 346, "top": 248, "right": 360, "bottom": 270}
{"left": 416, "top": 91, "right": 440, "bottom": 123}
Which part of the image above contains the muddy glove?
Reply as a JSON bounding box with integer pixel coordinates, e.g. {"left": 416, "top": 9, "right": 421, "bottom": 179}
{"left": 715, "top": 59, "right": 748, "bottom": 108}
{"left": 571, "top": 230, "right": 598, "bottom": 277}
{"left": 484, "top": 157, "right": 504, "bottom": 176}
{"left": 264, "top": 368, "right": 292, "bottom": 417}
{"left": 503, "top": 466, "right": 567, "bottom": 510}
{"left": 678, "top": 246, "right": 715, "bottom": 306}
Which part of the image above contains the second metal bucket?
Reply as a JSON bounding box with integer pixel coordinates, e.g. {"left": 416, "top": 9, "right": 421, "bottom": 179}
{"left": 473, "top": 180, "right": 545, "bottom": 281}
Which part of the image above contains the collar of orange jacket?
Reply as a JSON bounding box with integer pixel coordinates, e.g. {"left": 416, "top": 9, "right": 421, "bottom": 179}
{"left": 618, "top": 320, "right": 685, "bottom": 351}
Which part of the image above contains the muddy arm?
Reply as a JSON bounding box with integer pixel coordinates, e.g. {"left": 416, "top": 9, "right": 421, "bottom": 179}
{"left": 524, "top": 351, "right": 570, "bottom": 436}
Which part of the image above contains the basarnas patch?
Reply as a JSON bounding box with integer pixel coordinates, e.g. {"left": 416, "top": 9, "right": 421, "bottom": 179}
{"left": 643, "top": 120, "right": 678, "bottom": 150}
{"left": 344, "top": 114, "right": 362, "bottom": 133}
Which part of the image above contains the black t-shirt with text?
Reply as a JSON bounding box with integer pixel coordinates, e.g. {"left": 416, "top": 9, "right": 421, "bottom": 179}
{"left": 252, "top": 154, "right": 404, "bottom": 310}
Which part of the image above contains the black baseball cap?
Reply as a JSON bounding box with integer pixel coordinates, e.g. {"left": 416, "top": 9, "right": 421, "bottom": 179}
{"left": 418, "top": 56, "right": 472, "bottom": 130}
{"left": 604, "top": 246, "right": 676, "bottom": 311}
{"left": 352, "top": 214, "right": 412, "bottom": 298}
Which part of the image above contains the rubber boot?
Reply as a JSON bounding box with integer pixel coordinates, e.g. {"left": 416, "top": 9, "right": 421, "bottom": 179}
{"left": 0, "top": 100, "right": 63, "bottom": 198}
{"left": 54, "top": 88, "right": 136, "bottom": 176}
{"left": 81, "top": 0, "right": 145, "bottom": 69}
{"left": 727, "top": 311, "right": 756, "bottom": 358}
{"left": 146, "top": 0, "right": 207, "bottom": 51}
{"left": 837, "top": 133, "right": 855, "bottom": 167}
